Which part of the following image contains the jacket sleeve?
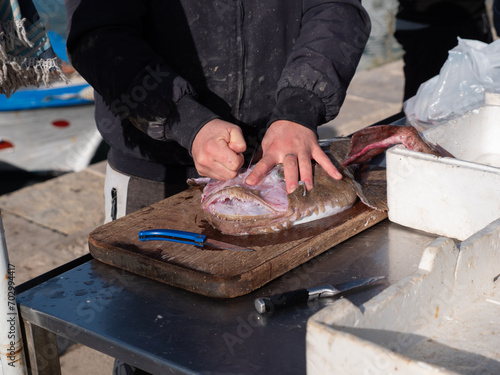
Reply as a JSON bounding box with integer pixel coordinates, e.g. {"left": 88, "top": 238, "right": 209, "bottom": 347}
{"left": 65, "top": 0, "right": 218, "bottom": 151}
{"left": 269, "top": 0, "right": 371, "bottom": 132}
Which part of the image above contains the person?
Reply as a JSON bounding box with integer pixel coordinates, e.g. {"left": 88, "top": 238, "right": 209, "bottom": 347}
{"left": 494, "top": 0, "right": 500, "bottom": 35}
{"left": 65, "top": 1, "right": 371, "bottom": 226}
{"left": 66, "top": 3, "right": 370, "bottom": 373}
{"left": 395, "top": 0, "right": 493, "bottom": 102}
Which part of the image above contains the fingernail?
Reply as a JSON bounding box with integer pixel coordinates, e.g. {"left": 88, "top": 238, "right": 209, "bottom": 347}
{"left": 288, "top": 184, "right": 297, "bottom": 194}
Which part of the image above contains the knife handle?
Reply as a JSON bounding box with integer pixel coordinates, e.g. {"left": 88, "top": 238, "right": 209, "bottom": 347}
{"left": 138, "top": 229, "right": 207, "bottom": 247}
{"left": 254, "top": 289, "right": 309, "bottom": 314}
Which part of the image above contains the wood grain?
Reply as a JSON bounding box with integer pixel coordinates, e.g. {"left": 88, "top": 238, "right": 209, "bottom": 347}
{"left": 89, "top": 186, "right": 387, "bottom": 298}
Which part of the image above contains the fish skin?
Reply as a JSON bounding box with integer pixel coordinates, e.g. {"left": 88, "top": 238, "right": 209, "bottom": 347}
{"left": 192, "top": 138, "right": 385, "bottom": 236}
{"left": 343, "top": 125, "right": 453, "bottom": 166}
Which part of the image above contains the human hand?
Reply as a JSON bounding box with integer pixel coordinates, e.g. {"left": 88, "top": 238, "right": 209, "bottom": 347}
{"left": 192, "top": 118, "right": 246, "bottom": 180}
{"left": 245, "top": 120, "right": 342, "bottom": 194}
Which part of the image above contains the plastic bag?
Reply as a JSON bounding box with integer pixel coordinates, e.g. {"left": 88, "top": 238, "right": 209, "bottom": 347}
{"left": 404, "top": 38, "right": 500, "bottom": 129}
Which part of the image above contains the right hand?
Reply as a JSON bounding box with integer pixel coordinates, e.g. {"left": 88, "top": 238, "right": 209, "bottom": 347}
{"left": 191, "top": 119, "right": 247, "bottom": 180}
{"left": 245, "top": 120, "right": 342, "bottom": 194}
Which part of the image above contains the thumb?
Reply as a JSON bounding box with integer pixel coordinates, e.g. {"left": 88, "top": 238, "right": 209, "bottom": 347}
{"left": 227, "top": 127, "right": 246, "bottom": 154}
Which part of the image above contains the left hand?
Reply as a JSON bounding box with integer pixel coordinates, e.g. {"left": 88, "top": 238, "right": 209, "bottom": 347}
{"left": 245, "top": 120, "right": 342, "bottom": 194}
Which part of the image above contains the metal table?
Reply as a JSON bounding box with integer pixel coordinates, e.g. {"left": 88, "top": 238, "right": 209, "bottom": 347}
{"left": 16, "top": 220, "right": 437, "bottom": 374}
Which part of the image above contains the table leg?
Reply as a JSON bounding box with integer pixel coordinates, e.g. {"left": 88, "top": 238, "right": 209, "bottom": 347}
{"left": 22, "top": 321, "right": 61, "bottom": 375}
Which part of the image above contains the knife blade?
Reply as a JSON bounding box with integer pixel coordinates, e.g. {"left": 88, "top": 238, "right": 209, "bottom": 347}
{"left": 138, "top": 229, "right": 254, "bottom": 252}
{"left": 254, "top": 276, "right": 385, "bottom": 313}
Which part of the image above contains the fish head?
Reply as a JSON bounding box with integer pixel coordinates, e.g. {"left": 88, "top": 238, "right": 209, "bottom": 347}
{"left": 199, "top": 159, "right": 362, "bottom": 235}
{"left": 200, "top": 166, "right": 297, "bottom": 235}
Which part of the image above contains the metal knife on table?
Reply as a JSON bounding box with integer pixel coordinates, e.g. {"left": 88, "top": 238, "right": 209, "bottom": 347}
{"left": 254, "top": 276, "right": 385, "bottom": 313}
{"left": 138, "top": 229, "right": 254, "bottom": 252}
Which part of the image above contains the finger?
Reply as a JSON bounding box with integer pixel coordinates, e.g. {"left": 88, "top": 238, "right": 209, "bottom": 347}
{"left": 245, "top": 156, "right": 275, "bottom": 186}
{"left": 297, "top": 153, "right": 314, "bottom": 191}
{"left": 211, "top": 168, "right": 239, "bottom": 181}
{"left": 218, "top": 138, "right": 245, "bottom": 171}
{"left": 283, "top": 153, "right": 299, "bottom": 193}
{"left": 197, "top": 162, "right": 240, "bottom": 181}
{"left": 222, "top": 153, "right": 245, "bottom": 177}
{"left": 218, "top": 127, "right": 245, "bottom": 175}
{"left": 227, "top": 128, "right": 247, "bottom": 154}
{"left": 313, "top": 148, "right": 342, "bottom": 180}
{"left": 208, "top": 152, "right": 243, "bottom": 181}
{"left": 195, "top": 141, "right": 243, "bottom": 180}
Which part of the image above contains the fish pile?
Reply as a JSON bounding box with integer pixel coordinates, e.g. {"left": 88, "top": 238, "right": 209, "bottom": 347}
{"left": 190, "top": 125, "right": 451, "bottom": 236}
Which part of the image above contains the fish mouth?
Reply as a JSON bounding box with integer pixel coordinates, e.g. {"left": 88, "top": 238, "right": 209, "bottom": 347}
{"left": 202, "top": 186, "right": 288, "bottom": 220}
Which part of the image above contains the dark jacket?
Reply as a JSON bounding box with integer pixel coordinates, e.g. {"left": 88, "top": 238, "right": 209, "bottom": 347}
{"left": 396, "top": 0, "right": 487, "bottom": 26}
{"left": 494, "top": 0, "right": 500, "bottom": 35}
{"left": 65, "top": 0, "right": 370, "bottom": 181}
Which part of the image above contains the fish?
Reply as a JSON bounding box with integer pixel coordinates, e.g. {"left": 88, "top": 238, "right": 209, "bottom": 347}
{"left": 343, "top": 124, "right": 453, "bottom": 166}
{"left": 189, "top": 139, "right": 386, "bottom": 236}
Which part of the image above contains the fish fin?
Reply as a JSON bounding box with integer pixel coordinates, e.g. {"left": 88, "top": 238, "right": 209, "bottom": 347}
{"left": 343, "top": 125, "right": 454, "bottom": 166}
{"left": 328, "top": 138, "right": 388, "bottom": 211}
{"left": 358, "top": 181, "right": 388, "bottom": 211}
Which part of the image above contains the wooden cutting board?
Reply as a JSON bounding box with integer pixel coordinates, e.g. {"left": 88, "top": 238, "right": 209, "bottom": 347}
{"left": 88, "top": 186, "right": 387, "bottom": 298}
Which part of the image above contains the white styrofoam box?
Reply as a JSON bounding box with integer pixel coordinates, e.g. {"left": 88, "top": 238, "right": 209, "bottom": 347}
{"left": 386, "top": 93, "right": 500, "bottom": 240}
{"left": 306, "top": 218, "right": 500, "bottom": 375}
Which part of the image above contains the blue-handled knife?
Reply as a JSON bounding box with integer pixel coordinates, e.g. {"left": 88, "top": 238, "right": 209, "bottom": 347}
{"left": 138, "top": 229, "right": 254, "bottom": 252}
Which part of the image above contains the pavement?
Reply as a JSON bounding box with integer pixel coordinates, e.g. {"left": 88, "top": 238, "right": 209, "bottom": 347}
{"left": 0, "top": 59, "right": 404, "bottom": 374}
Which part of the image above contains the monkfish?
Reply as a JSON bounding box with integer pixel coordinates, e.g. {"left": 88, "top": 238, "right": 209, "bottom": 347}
{"left": 189, "top": 125, "right": 451, "bottom": 236}
{"left": 343, "top": 124, "right": 453, "bottom": 166}
{"left": 189, "top": 138, "right": 385, "bottom": 235}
